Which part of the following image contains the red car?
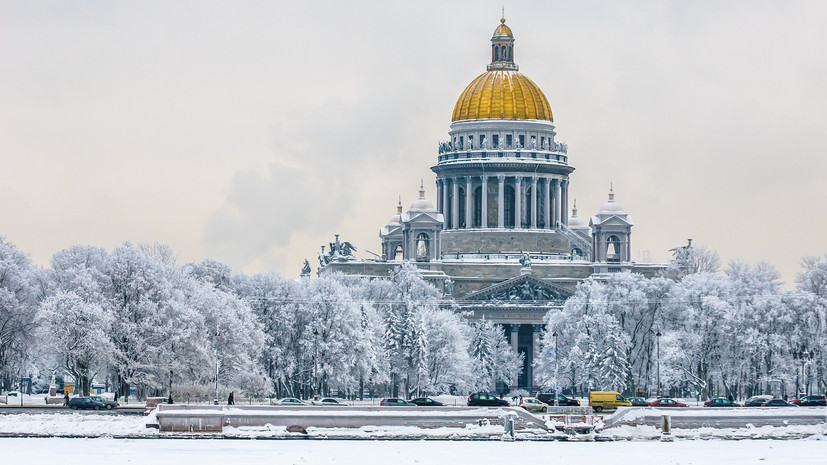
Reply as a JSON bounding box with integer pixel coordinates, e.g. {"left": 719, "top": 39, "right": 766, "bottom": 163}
{"left": 650, "top": 398, "right": 689, "bottom": 407}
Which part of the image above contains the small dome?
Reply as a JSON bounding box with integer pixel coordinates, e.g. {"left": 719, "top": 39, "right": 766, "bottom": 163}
{"left": 493, "top": 18, "right": 513, "bottom": 37}
{"left": 386, "top": 197, "right": 403, "bottom": 226}
{"left": 598, "top": 185, "right": 625, "bottom": 214}
{"left": 409, "top": 182, "right": 436, "bottom": 212}
{"left": 568, "top": 199, "right": 588, "bottom": 228}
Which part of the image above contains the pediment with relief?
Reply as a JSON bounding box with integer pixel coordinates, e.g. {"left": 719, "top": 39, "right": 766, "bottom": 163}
{"left": 459, "top": 274, "right": 572, "bottom": 304}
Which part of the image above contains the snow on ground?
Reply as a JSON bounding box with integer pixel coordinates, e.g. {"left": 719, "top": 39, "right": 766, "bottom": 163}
{"left": 0, "top": 413, "right": 153, "bottom": 436}
{"left": 2, "top": 437, "right": 827, "bottom": 465}
{"left": 602, "top": 423, "right": 827, "bottom": 440}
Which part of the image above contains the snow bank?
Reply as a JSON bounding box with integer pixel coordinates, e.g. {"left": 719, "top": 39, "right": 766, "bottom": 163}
{"left": 0, "top": 413, "right": 156, "bottom": 436}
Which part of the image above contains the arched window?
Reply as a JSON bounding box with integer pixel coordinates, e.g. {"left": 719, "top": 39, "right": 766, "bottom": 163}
{"left": 495, "top": 45, "right": 500, "bottom": 61}
{"left": 416, "top": 233, "right": 430, "bottom": 260}
{"left": 607, "top": 235, "right": 621, "bottom": 263}
{"left": 473, "top": 186, "right": 483, "bottom": 227}
{"left": 508, "top": 46, "right": 513, "bottom": 61}
{"left": 504, "top": 185, "right": 515, "bottom": 228}
{"left": 458, "top": 187, "right": 467, "bottom": 228}
{"left": 392, "top": 245, "right": 402, "bottom": 261}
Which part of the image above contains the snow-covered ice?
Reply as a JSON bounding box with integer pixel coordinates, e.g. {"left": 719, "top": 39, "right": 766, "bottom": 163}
{"left": 1, "top": 437, "right": 826, "bottom": 464}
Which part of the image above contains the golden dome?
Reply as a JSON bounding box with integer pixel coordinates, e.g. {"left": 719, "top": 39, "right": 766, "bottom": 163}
{"left": 494, "top": 18, "right": 513, "bottom": 37}
{"left": 452, "top": 70, "right": 553, "bottom": 122}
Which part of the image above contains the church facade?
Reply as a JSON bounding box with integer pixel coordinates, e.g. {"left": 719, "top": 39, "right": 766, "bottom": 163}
{"left": 317, "top": 18, "right": 664, "bottom": 392}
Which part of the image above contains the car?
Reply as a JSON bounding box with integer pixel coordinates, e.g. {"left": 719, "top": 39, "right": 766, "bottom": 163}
{"left": 467, "top": 393, "right": 510, "bottom": 407}
{"left": 311, "top": 397, "right": 348, "bottom": 406}
{"left": 519, "top": 397, "right": 549, "bottom": 412}
{"left": 761, "top": 398, "right": 796, "bottom": 407}
{"left": 409, "top": 397, "right": 446, "bottom": 407}
{"left": 271, "top": 397, "right": 309, "bottom": 406}
{"left": 380, "top": 398, "right": 413, "bottom": 406}
{"left": 536, "top": 393, "right": 580, "bottom": 406}
{"left": 68, "top": 397, "right": 107, "bottom": 410}
{"left": 588, "top": 391, "right": 632, "bottom": 412}
{"left": 89, "top": 396, "right": 119, "bottom": 409}
{"left": 704, "top": 398, "right": 741, "bottom": 407}
{"left": 649, "top": 398, "right": 689, "bottom": 408}
{"left": 628, "top": 396, "right": 650, "bottom": 406}
{"left": 744, "top": 395, "right": 773, "bottom": 407}
{"left": 791, "top": 395, "right": 826, "bottom": 407}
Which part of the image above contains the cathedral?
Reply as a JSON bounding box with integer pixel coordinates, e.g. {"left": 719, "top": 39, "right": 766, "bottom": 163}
{"left": 317, "top": 18, "right": 664, "bottom": 392}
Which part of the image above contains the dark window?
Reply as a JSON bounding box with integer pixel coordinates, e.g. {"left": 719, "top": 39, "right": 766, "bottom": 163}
{"left": 504, "top": 185, "right": 515, "bottom": 228}
{"left": 459, "top": 136, "right": 464, "bottom": 149}
{"left": 473, "top": 186, "right": 482, "bottom": 227}
{"left": 506, "top": 134, "right": 512, "bottom": 148}
{"left": 458, "top": 187, "right": 466, "bottom": 228}
{"left": 519, "top": 135, "right": 525, "bottom": 147}
{"left": 492, "top": 134, "right": 499, "bottom": 147}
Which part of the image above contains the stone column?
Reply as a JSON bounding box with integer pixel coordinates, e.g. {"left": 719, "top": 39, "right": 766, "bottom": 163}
{"left": 514, "top": 176, "right": 522, "bottom": 229}
{"left": 452, "top": 178, "right": 459, "bottom": 230}
{"left": 561, "top": 180, "right": 569, "bottom": 226}
{"left": 497, "top": 175, "right": 505, "bottom": 228}
{"left": 510, "top": 324, "right": 520, "bottom": 388}
{"left": 436, "top": 180, "right": 442, "bottom": 213}
{"left": 465, "top": 177, "right": 473, "bottom": 229}
{"left": 441, "top": 179, "right": 449, "bottom": 229}
{"left": 481, "top": 176, "right": 488, "bottom": 228}
{"left": 544, "top": 178, "right": 551, "bottom": 229}
{"left": 552, "top": 178, "right": 561, "bottom": 228}
{"left": 530, "top": 176, "right": 538, "bottom": 229}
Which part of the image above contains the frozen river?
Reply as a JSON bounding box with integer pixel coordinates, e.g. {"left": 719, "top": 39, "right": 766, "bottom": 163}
{"left": 1, "top": 437, "right": 825, "bottom": 464}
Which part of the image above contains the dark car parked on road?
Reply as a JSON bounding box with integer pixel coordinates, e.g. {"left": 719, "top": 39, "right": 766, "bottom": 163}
{"left": 380, "top": 398, "right": 413, "bottom": 406}
{"left": 537, "top": 393, "right": 580, "bottom": 406}
{"left": 704, "top": 398, "right": 741, "bottom": 407}
{"left": 628, "top": 397, "right": 650, "bottom": 406}
{"left": 762, "top": 398, "right": 796, "bottom": 407}
{"left": 744, "top": 395, "right": 773, "bottom": 407}
{"left": 409, "top": 397, "right": 446, "bottom": 406}
{"left": 467, "top": 393, "right": 510, "bottom": 407}
{"left": 89, "top": 396, "right": 119, "bottom": 409}
{"left": 791, "top": 395, "right": 826, "bottom": 406}
{"left": 649, "top": 398, "right": 689, "bottom": 407}
{"left": 68, "top": 397, "right": 107, "bottom": 410}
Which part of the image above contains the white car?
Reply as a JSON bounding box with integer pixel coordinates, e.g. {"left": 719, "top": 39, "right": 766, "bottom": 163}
{"left": 311, "top": 397, "right": 348, "bottom": 406}
{"left": 271, "top": 397, "right": 309, "bottom": 406}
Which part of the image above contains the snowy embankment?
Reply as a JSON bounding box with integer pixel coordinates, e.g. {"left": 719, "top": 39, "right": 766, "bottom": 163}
{"left": 0, "top": 412, "right": 156, "bottom": 436}
{"left": 600, "top": 406, "right": 827, "bottom": 440}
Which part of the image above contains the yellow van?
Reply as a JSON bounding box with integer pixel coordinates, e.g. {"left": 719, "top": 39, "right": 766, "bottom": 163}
{"left": 589, "top": 391, "right": 632, "bottom": 412}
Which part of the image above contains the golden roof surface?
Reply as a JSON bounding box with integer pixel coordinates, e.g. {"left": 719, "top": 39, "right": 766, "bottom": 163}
{"left": 493, "top": 18, "right": 513, "bottom": 37}
{"left": 452, "top": 70, "right": 553, "bottom": 122}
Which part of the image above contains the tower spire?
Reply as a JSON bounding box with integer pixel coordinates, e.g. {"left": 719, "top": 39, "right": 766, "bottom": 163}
{"left": 489, "top": 14, "right": 517, "bottom": 71}
{"left": 609, "top": 182, "right": 615, "bottom": 201}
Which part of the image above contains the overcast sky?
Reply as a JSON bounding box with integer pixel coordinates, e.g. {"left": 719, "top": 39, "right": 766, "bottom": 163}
{"left": 2, "top": 1, "right": 826, "bottom": 287}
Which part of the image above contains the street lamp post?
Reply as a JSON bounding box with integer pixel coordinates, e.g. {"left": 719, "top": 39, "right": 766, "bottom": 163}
{"left": 656, "top": 329, "right": 662, "bottom": 398}
{"left": 553, "top": 331, "right": 559, "bottom": 407}
{"left": 213, "top": 322, "right": 219, "bottom": 405}
{"left": 312, "top": 329, "right": 319, "bottom": 400}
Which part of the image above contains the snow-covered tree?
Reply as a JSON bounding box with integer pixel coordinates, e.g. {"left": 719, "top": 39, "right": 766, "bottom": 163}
{"left": 469, "top": 318, "right": 521, "bottom": 391}
{"left": 39, "top": 291, "right": 114, "bottom": 396}
{"left": 0, "top": 237, "right": 39, "bottom": 391}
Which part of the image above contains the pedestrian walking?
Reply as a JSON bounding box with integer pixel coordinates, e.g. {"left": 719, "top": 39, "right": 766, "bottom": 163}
{"left": 227, "top": 391, "right": 234, "bottom": 405}
{"left": 168, "top": 394, "right": 174, "bottom": 404}
{"left": 114, "top": 391, "right": 119, "bottom": 403}
{"left": 63, "top": 393, "right": 69, "bottom": 407}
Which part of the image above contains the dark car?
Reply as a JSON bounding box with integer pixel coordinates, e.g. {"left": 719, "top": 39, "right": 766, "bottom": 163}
{"left": 704, "top": 398, "right": 741, "bottom": 407}
{"left": 791, "top": 395, "right": 826, "bottom": 407}
{"left": 68, "top": 397, "right": 107, "bottom": 410}
{"left": 744, "top": 395, "right": 773, "bottom": 407}
{"left": 467, "top": 393, "right": 510, "bottom": 407}
{"left": 762, "top": 398, "right": 796, "bottom": 407}
{"left": 649, "top": 398, "right": 689, "bottom": 407}
{"left": 89, "top": 396, "right": 119, "bottom": 409}
{"left": 537, "top": 393, "right": 580, "bottom": 406}
{"left": 380, "top": 398, "right": 413, "bottom": 406}
{"left": 409, "top": 397, "right": 446, "bottom": 406}
{"left": 628, "top": 396, "right": 650, "bottom": 406}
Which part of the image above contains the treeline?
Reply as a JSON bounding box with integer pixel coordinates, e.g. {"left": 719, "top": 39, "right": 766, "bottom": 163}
{"left": 536, "top": 249, "right": 827, "bottom": 399}
{"left": 0, "top": 237, "right": 519, "bottom": 401}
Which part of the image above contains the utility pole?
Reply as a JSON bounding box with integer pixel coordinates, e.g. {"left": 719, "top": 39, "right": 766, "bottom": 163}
{"left": 214, "top": 321, "right": 219, "bottom": 405}
{"left": 312, "top": 328, "right": 319, "bottom": 400}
